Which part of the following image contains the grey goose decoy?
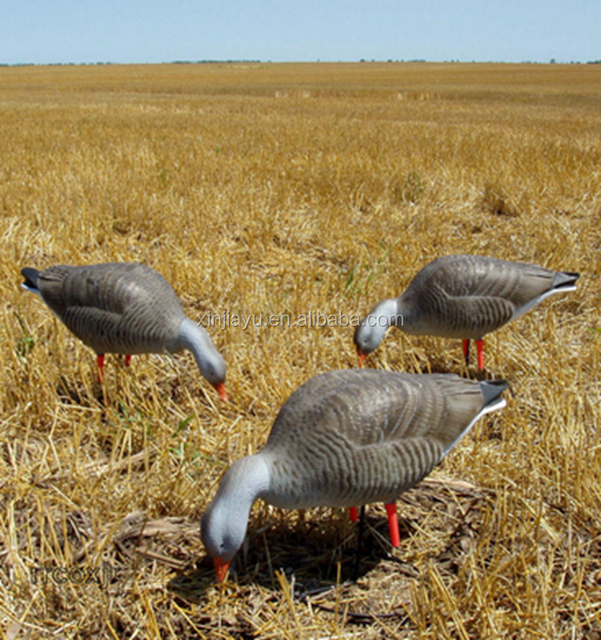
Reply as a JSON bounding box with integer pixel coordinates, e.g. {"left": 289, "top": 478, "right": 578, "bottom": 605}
{"left": 201, "top": 369, "right": 508, "bottom": 581}
{"left": 354, "top": 254, "right": 580, "bottom": 369}
{"left": 21, "top": 262, "right": 227, "bottom": 400}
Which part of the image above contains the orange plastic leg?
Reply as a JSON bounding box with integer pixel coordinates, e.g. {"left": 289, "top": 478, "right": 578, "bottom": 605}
{"left": 476, "top": 339, "right": 484, "bottom": 370}
{"left": 385, "top": 502, "right": 400, "bottom": 547}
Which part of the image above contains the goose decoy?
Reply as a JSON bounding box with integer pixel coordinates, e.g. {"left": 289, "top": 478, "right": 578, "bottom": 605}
{"left": 354, "top": 254, "right": 580, "bottom": 369}
{"left": 21, "top": 262, "right": 227, "bottom": 400}
{"left": 201, "top": 369, "right": 508, "bottom": 581}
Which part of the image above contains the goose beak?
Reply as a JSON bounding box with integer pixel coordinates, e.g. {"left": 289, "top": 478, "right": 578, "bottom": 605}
{"left": 214, "top": 382, "right": 228, "bottom": 402}
{"left": 214, "top": 556, "right": 231, "bottom": 582}
{"left": 357, "top": 350, "right": 367, "bottom": 368}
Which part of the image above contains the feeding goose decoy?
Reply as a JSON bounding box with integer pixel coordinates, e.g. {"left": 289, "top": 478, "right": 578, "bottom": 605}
{"left": 201, "top": 369, "right": 508, "bottom": 581}
{"left": 21, "top": 262, "right": 227, "bottom": 400}
{"left": 354, "top": 254, "right": 580, "bottom": 369}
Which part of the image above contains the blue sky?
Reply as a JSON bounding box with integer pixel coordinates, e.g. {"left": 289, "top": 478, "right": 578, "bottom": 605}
{"left": 2, "top": 0, "right": 600, "bottom": 65}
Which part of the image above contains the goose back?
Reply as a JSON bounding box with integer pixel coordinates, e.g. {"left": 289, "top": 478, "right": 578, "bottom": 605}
{"left": 399, "top": 254, "right": 579, "bottom": 339}
{"left": 262, "top": 370, "right": 506, "bottom": 509}
{"left": 30, "top": 263, "right": 185, "bottom": 355}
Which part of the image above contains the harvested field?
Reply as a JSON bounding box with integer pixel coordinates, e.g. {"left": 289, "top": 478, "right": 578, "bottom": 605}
{"left": 0, "top": 62, "right": 600, "bottom": 639}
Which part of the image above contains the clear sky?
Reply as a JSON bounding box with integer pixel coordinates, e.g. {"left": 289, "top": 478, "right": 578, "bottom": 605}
{"left": 2, "top": 0, "right": 599, "bottom": 66}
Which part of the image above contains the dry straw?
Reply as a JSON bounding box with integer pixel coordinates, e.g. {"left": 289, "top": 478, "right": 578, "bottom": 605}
{"left": 0, "top": 62, "right": 599, "bottom": 638}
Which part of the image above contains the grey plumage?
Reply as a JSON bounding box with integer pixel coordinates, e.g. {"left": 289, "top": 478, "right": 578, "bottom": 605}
{"left": 262, "top": 370, "right": 506, "bottom": 507}
{"left": 201, "top": 369, "right": 508, "bottom": 578}
{"left": 354, "top": 254, "right": 580, "bottom": 365}
{"left": 21, "top": 262, "right": 227, "bottom": 397}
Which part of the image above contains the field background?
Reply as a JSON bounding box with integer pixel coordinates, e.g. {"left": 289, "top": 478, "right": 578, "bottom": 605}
{"left": 0, "top": 62, "right": 599, "bottom": 639}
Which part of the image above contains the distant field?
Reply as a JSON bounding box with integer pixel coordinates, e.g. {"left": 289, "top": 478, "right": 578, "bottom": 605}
{"left": 0, "top": 62, "right": 599, "bottom": 639}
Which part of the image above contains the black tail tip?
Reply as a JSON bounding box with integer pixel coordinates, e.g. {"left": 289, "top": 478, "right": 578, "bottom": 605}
{"left": 21, "top": 267, "right": 40, "bottom": 289}
{"left": 479, "top": 379, "right": 509, "bottom": 405}
{"left": 559, "top": 271, "right": 580, "bottom": 287}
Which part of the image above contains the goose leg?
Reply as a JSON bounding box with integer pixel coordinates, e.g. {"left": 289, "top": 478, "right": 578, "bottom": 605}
{"left": 97, "top": 354, "right": 105, "bottom": 383}
{"left": 349, "top": 506, "right": 359, "bottom": 522}
{"left": 385, "top": 502, "right": 400, "bottom": 548}
{"left": 463, "top": 339, "right": 470, "bottom": 367}
{"left": 125, "top": 355, "right": 132, "bottom": 367}
{"left": 476, "top": 339, "right": 484, "bottom": 370}
{"left": 353, "top": 505, "right": 366, "bottom": 581}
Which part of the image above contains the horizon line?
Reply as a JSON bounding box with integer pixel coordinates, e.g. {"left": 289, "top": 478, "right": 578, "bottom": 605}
{"left": 2, "top": 58, "right": 601, "bottom": 68}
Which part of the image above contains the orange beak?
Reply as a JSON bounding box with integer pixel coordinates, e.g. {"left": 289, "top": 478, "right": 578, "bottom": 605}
{"left": 357, "top": 350, "right": 367, "bottom": 368}
{"left": 214, "top": 382, "right": 227, "bottom": 402}
{"left": 214, "top": 556, "right": 231, "bottom": 583}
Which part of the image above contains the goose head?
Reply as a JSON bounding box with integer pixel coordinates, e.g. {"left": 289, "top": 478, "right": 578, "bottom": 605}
{"left": 201, "top": 455, "right": 271, "bottom": 581}
{"left": 353, "top": 298, "right": 399, "bottom": 366}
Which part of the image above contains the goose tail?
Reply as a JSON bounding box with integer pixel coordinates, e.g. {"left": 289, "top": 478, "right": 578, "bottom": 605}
{"left": 21, "top": 267, "right": 41, "bottom": 294}
{"left": 479, "top": 379, "right": 509, "bottom": 412}
{"left": 442, "top": 378, "right": 508, "bottom": 455}
{"left": 553, "top": 271, "right": 580, "bottom": 292}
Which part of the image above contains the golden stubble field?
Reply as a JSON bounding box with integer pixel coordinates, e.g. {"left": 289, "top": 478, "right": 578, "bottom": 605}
{"left": 0, "top": 62, "right": 600, "bottom": 639}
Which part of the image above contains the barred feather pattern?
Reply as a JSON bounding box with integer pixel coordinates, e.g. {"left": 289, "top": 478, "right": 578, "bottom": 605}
{"left": 33, "top": 263, "right": 186, "bottom": 355}
{"left": 396, "top": 254, "right": 580, "bottom": 339}
{"left": 261, "top": 370, "right": 497, "bottom": 509}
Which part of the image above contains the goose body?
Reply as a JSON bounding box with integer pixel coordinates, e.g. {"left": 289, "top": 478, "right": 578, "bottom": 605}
{"left": 354, "top": 254, "right": 580, "bottom": 368}
{"left": 201, "top": 369, "right": 508, "bottom": 580}
{"left": 21, "top": 263, "right": 226, "bottom": 399}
